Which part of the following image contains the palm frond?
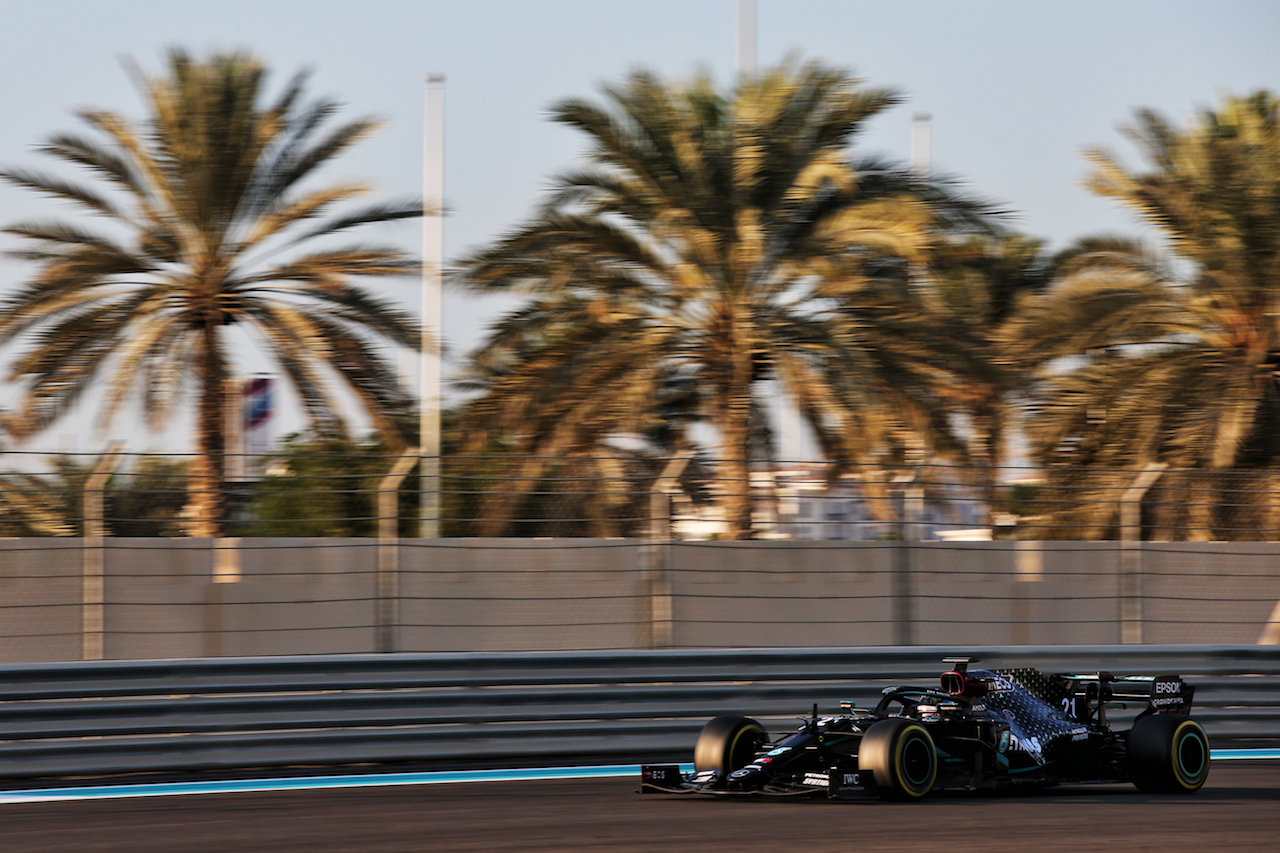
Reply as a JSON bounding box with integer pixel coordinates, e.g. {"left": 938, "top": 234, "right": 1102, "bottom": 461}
{"left": 0, "top": 167, "right": 124, "bottom": 217}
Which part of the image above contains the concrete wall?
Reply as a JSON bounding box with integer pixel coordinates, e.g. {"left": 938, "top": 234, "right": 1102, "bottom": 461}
{"left": 0, "top": 539, "right": 82, "bottom": 661}
{"left": 103, "top": 539, "right": 382, "bottom": 659}
{"left": 1, "top": 538, "right": 1277, "bottom": 661}
{"left": 1142, "top": 542, "right": 1280, "bottom": 644}
{"left": 399, "top": 539, "right": 643, "bottom": 652}
{"left": 669, "top": 541, "right": 897, "bottom": 648}
{"left": 666, "top": 541, "right": 1142, "bottom": 648}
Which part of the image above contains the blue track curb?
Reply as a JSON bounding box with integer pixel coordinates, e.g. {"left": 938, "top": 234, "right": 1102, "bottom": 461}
{"left": 1, "top": 751, "right": 1276, "bottom": 804}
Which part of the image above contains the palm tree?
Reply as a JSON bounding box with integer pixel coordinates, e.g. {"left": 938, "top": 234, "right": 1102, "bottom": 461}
{"left": 915, "top": 232, "right": 1054, "bottom": 523}
{"left": 453, "top": 61, "right": 1002, "bottom": 538}
{"left": 0, "top": 50, "right": 425, "bottom": 537}
{"left": 0, "top": 460, "right": 81, "bottom": 537}
{"left": 1004, "top": 92, "right": 1280, "bottom": 538}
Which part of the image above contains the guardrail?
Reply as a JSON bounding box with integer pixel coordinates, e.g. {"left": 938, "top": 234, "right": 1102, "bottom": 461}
{"left": 0, "top": 645, "right": 1276, "bottom": 781}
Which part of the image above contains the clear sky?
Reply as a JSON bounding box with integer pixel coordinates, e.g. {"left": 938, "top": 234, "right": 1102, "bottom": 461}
{"left": 1, "top": 0, "right": 1277, "bottom": 453}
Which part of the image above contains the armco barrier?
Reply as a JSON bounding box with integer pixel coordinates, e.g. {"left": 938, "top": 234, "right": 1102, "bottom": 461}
{"left": 0, "top": 645, "right": 1275, "bottom": 781}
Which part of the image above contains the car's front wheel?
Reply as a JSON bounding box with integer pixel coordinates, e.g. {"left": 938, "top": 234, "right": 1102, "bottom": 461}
{"left": 693, "top": 715, "right": 767, "bottom": 777}
{"left": 1127, "top": 715, "right": 1210, "bottom": 793}
{"left": 858, "top": 718, "right": 937, "bottom": 800}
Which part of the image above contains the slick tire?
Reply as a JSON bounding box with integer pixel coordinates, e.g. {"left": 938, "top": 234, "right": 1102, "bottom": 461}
{"left": 693, "top": 715, "right": 767, "bottom": 777}
{"left": 1127, "top": 715, "right": 1210, "bottom": 794}
{"left": 858, "top": 718, "right": 937, "bottom": 800}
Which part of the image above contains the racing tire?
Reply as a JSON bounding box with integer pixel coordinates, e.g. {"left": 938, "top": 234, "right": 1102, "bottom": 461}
{"left": 1127, "top": 715, "right": 1210, "bottom": 794}
{"left": 858, "top": 718, "right": 937, "bottom": 800}
{"left": 693, "top": 715, "right": 767, "bottom": 777}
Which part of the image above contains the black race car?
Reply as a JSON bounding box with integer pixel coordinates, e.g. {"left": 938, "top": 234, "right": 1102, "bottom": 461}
{"left": 640, "top": 657, "right": 1209, "bottom": 800}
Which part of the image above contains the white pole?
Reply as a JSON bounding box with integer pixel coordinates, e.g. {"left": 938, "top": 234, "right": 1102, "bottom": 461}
{"left": 911, "top": 112, "right": 932, "bottom": 179}
{"left": 908, "top": 113, "right": 934, "bottom": 305}
{"left": 737, "top": 0, "right": 756, "bottom": 77}
{"left": 420, "top": 74, "right": 445, "bottom": 538}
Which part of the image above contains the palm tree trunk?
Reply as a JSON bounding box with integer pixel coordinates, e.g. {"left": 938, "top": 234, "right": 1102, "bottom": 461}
{"left": 719, "top": 339, "right": 755, "bottom": 540}
{"left": 188, "top": 322, "right": 227, "bottom": 538}
{"left": 477, "top": 454, "right": 547, "bottom": 536}
{"left": 969, "top": 394, "right": 1004, "bottom": 529}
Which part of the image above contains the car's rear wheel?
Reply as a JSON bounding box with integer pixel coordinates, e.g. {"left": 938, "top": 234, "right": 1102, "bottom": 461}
{"left": 858, "top": 718, "right": 937, "bottom": 800}
{"left": 1128, "top": 715, "right": 1209, "bottom": 793}
{"left": 693, "top": 715, "right": 767, "bottom": 777}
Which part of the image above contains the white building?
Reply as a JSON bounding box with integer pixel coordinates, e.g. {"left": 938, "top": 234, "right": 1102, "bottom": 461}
{"left": 671, "top": 464, "right": 990, "bottom": 541}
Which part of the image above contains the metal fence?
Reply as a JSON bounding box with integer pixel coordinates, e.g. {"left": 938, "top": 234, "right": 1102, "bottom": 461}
{"left": 6, "top": 449, "right": 1280, "bottom": 542}
{"left": 0, "top": 646, "right": 1274, "bottom": 781}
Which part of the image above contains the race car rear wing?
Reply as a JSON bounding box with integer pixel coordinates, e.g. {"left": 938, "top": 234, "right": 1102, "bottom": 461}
{"left": 1053, "top": 672, "right": 1195, "bottom": 714}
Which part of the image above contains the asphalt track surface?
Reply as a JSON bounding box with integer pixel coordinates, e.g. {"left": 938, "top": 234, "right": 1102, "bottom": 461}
{"left": 4, "top": 762, "right": 1277, "bottom": 852}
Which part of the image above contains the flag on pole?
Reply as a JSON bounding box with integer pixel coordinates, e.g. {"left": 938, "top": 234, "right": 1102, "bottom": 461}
{"left": 242, "top": 376, "right": 273, "bottom": 466}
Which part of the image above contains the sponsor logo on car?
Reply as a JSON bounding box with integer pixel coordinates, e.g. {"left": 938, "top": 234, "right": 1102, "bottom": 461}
{"left": 1007, "top": 734, "right": 1044, "bottom": 758}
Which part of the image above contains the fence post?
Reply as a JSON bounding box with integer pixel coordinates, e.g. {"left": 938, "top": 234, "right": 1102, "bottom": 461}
{"left": 82, "top": 443, "right": 125, "bottom": 661}
{"left": 1120, "top": 463, "right": 1167, "bottom": 644}
{"left": 643, "top": 451, "right": 692, "bottom": 649}
{"left": 377, "top": 448, "right": 420, "bottom": 654}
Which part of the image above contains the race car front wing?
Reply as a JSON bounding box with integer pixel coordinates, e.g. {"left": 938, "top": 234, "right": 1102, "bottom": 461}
{"left": 639, "top": 764, "right": 874, "bottom": 799}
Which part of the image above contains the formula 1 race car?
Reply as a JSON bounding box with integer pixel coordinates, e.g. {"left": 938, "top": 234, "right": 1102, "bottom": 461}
{"left": 640, "top": 657, "right": 1209, "bottom": 800}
